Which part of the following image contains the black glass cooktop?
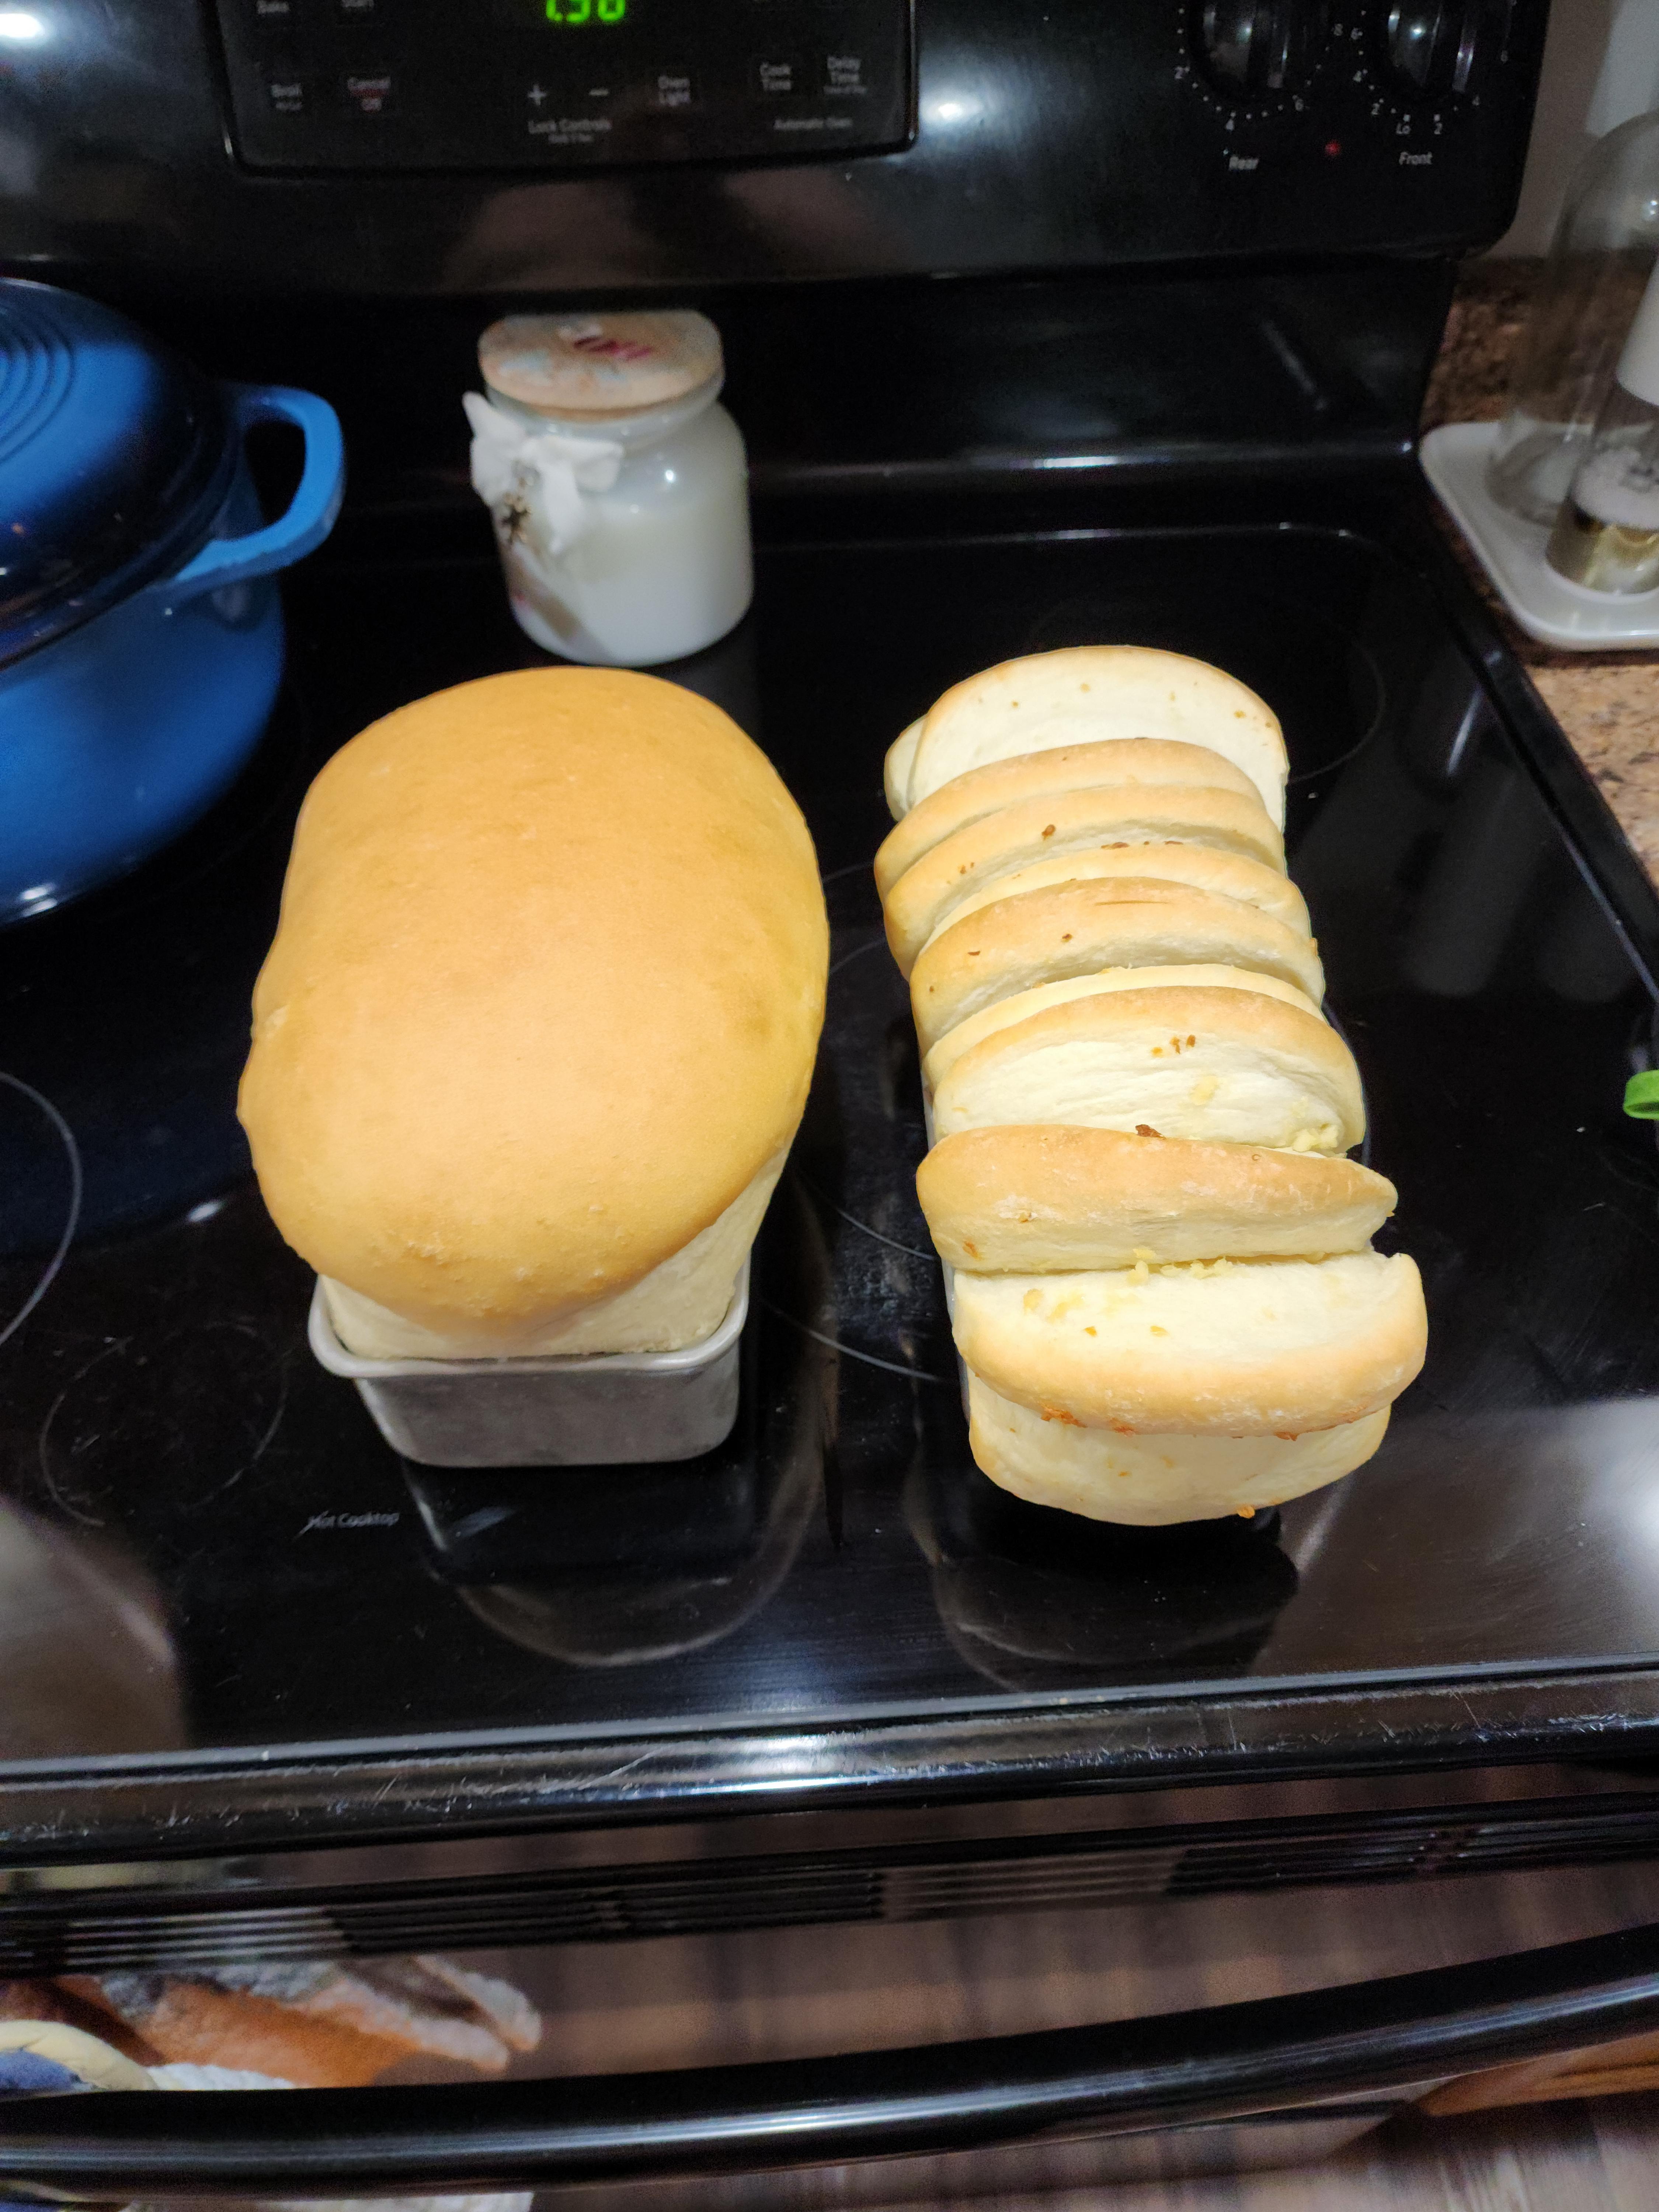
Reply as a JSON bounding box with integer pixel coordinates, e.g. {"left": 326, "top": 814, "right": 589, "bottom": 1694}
{"left": 4, "top": 510, "right": 1659, "bottom": 1785}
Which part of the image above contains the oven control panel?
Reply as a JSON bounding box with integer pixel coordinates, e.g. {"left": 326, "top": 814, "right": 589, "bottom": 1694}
{"left": 214, "top": 0, "right": 913, "bottom": 171}
{"left": 1178, "top": 0, "right": 1518, "bottom": 166}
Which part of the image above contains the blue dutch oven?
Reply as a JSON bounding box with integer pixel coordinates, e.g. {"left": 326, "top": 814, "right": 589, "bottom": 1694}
{"left": 0, "top": 279, "right": 344, "bottom": 921}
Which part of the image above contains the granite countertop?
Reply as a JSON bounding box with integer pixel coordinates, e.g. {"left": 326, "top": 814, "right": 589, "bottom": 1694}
{"left": 1423, "top": 261, "right": 1659, "bottom": 879}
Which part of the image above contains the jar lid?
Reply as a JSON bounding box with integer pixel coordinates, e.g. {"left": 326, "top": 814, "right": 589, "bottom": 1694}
{"left": 0, "top": 279, "right": 237, "bottom": 670}
{"left": 478, "top": 311, "right": 723, "bottom": 417}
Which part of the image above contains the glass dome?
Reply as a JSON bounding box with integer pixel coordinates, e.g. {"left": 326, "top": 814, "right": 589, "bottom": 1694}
{"left": 1488, "top": 107, "right": 1659, "bottom": 526}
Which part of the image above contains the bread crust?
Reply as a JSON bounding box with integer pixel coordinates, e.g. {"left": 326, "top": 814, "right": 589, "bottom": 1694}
{"left": 239, "top": 669, "right": 828, "bottom": 1347}
{"left": 883, "top": 785, "right": 1285, "bottom": 977}
{"left": 953, "top": 1251, "right": 1426, "bottom": 1434}
{"left": 907, "top": 647, "right": 1289, "bottom": 825}
{"left": 919, "top": 1124, "right": 1397, "bottom": 1272}
{"left": 966, "top": 1370, "right": 1390, "bottom": 1524}
{"left": 874, "top": 738, "right": 1263, "bottom": 896}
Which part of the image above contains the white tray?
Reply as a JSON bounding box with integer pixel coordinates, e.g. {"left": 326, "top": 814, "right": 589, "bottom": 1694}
{"left": 1420, "top": 421, "right": 1659, "bottom": 651}
{"left": 308, "top": 1264, "right": 748, "bottom": 1469}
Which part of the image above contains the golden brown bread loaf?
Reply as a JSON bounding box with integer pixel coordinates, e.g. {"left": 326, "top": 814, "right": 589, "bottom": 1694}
{"left": 240, "top": 668, "right": 828, "bottom": 1357}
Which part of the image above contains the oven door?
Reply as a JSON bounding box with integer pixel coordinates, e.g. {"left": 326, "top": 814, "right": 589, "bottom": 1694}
{"left": 3, "top": 1900, "right": 1659, "bottom": 2206}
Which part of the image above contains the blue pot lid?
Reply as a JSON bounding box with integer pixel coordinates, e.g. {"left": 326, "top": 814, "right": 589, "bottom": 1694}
{"left": 0, "top": 280, "right": 237, "bottom": 669}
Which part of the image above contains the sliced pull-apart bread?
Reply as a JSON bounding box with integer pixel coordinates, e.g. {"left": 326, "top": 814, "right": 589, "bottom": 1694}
{"left": 887, "top": 647, "right": 1290, "bottom": 826}
{"left": 879, "top": 641, "right": 1422, "bottom": 1524}
{"left": 883, "top": 783, "right": 1286, "bottom": 976}
{"left": 930, "top": 981, "right": 1365, "bottom": 1154}
{"left": 240, "top": 668, "right": 828, "bottom": 1359}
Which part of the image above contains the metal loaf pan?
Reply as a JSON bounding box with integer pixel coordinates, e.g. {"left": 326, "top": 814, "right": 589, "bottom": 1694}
{"left": 306, "top": 1264, "right": 749, "bottom": 1469}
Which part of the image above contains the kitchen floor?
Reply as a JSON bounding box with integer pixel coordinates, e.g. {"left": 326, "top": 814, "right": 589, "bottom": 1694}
{"left": 973, "top": 2097, "right": 1659, "bottom": 2208}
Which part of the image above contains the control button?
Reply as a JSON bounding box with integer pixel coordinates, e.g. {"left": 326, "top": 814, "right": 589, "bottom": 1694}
{"left": 253, "top": 0, "right": 295, "bottom": 21}
{"left": 1191, "top": 0, "right": 1329, "bottom": 97}
{"left": 336, "top": 0, "right": 378, "bottom": 19}
{"left": 752, "top": 55, "right": 807, "bottom": 97}
{"left": 526, "top": 91, "right": 615, "bottom": 146}
{"left": 525, "top": 80, "right": 613, "bottom": 108}
{"left": 342, "top": 70, "right": 395, "bottom": 114}
{"left": 821, "top": 51, "right": 868, "bottom": 95}
{"left": 265, "top": 73, "right": 306, "bottom": 112}
{"left": 1380, "top": 0, "right": 1478, "bottom": 97}
{"left": 651, "top": 70, "right": 696, "bottom": 109}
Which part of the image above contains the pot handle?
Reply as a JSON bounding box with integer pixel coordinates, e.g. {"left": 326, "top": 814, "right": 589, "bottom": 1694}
{"left": 155, "top": 383, "right": 345, "bottom": 611}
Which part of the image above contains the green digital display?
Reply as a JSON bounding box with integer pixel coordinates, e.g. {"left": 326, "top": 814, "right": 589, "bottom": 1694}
{"left": 489, "top": 0, "right": 630, "bottom": 29}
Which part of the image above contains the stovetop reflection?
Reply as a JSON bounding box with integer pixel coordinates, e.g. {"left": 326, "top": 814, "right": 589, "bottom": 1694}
{"left": 1, "top": 518, "right": 1658, "bottom": 1773}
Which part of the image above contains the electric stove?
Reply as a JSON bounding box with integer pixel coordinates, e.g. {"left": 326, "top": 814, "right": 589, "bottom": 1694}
{"left": 8, "top": 453, "right": 1659, "bottom": 2191}
{"left": 7, "top": 476, "right": 1659, "bottom": 1783}
{"left": 11, "top": 0, "right": 1659, "bottom": 2193}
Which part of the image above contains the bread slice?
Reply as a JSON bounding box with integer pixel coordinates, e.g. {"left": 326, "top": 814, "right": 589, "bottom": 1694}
{"left": 966, "top": 1369, "right": 1391, "bottom": 1524}
{"left": 911, "top": 876, "right": 1322, "bottom": 1052}
{"left": 919, "top": 1125, "right": 1397, "bottom": 1273}
{"left": 885, "top": 720, "right": 923, "bottom": 820}
{"left": 933, "top": 844, "right": 1311, "bottom": 946}
{"left": 953, "top": 1249, "right": 1425, "bottom": 1435}
{"left": 905, "top": 648, "right": 1289, "bottom": 825}
{"left": 874, "top": 738, "right": 1265, "bottom": 897}
{"left": 922, "top": 965, "right": 1321, "bottom": 1095}
{"left": 883, "top": 785, "right": 1286, "bottom": 977}
{"left": 931, "top": 983, "right": 1364, "bottom": 1152}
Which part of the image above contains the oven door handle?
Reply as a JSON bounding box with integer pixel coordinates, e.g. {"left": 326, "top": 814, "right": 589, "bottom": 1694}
{"left": 4, "top": 1920, "right": 1659, "bottom": 2197}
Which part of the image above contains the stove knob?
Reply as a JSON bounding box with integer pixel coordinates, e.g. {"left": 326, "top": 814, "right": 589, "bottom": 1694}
{"left": 1192, "top": 0, "right": 1330, "bottom": 97}
{"left": 1378, "top": 0, "right": 1479, "bottom": 96}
